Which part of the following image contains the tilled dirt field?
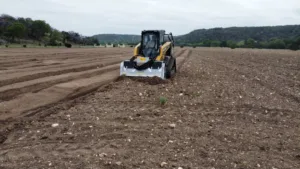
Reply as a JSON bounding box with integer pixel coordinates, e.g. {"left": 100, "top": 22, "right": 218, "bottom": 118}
{"left": 0, "top": 47, "right": 300, "bottom": 169}
{"left": 0, "top": 47, "right": 187, "bottom": 120}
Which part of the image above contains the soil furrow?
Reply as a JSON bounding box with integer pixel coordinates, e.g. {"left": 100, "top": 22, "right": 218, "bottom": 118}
{"left": 0, "top": 49, "right": 190, "bottom": 120}
{"left": 0, "top": 64, "right": 120, "bottom": 101}
{"left": 0, "top": 58, "right": 126, "bottom": 87}
{"left": 1, "top": 48, "right": 299, "bottom": 169}
{"left": 0, "top": 70, "right": 119, "bottom": 120}
{"left": 0, "top": 54, "right": 129, "bottom": 74}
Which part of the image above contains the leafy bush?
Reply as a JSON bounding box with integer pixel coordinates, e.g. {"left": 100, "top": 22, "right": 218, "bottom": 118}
{"left": 5, "top": 44, "right": 8, "bottom": 48}
{"left": 23, "top": 44, "right": 27, "bottom": 48}
{"left": 159, "top": 97, "right": 167, "bottom": 105}
{"left": 64, "top": 43, "right": 72, "bottom": 48}
{"left": 268, "top": 39, "right": 286, "bottom": 49}
{"left": 287, "top": 43, "right": 299, "bottom": 51}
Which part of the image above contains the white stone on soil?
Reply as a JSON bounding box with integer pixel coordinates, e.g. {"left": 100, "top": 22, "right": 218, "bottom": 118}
{"left": 115, "top": 161, "right": 122, "bottom": 166}
{"left": 169, "top": 123, "right": 176, "bottom": 128}
{"left": 160, "top": 162, "right": 167, "bottom": 167}
{"left": 51, "top": 123, "right": 59, "bottom": 127}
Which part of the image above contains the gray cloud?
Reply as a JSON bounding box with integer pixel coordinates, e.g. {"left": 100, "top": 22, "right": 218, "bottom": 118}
{"left": 1, "top": 0, "right": 300, "bottom": 36}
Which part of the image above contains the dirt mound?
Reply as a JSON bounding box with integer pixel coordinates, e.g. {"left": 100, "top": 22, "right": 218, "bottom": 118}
{"left": 117, "top": 75, "right": 168, "bottom": 85}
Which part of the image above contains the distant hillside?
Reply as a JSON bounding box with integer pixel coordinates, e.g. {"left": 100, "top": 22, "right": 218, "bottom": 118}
{"left": 92, "top": 34, "right": 140, "bottom": 44}
{"left": 93, "top": 25, "right": 300, "bottom": 45}
{"left": 176, "top": 25, "right": 300, "bottom": 43}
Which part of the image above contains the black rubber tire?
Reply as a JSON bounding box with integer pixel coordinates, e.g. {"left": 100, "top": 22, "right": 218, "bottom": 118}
{"left": 165, "top": 57, "right": 176, "bottom": 79}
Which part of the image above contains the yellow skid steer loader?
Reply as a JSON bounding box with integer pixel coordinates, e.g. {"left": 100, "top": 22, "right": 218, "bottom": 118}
{"left": 120, "top": 30, "right": 176, "bottom": 79}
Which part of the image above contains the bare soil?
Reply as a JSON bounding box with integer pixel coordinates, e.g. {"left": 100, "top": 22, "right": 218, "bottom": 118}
{"left": 0, "top": 47, "right": 186, "bottom": 120}
{"left": 0, "top": 47, "right": 300, "bottom": 169}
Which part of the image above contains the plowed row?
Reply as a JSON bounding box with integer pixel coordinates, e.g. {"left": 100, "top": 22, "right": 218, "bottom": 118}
{"left": 0, "top": 47, "right": 187, "bottom": 120}
{"left": 1, "top": 48, "right": 299, "bottom": 169}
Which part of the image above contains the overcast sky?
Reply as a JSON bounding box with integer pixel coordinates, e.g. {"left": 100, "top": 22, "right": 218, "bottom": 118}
{"left": 1, "top": 0, "right": 300, "bottom": 36}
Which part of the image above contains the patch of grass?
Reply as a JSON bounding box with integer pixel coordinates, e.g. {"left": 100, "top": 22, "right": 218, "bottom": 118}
{"left": 159, "top": 96, "right": 167, "bottom": 106}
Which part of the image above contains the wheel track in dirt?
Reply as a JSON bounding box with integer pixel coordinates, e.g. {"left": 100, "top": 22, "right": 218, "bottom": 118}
{"left": 0, "top": 49, "right": 190, "bottom": 120}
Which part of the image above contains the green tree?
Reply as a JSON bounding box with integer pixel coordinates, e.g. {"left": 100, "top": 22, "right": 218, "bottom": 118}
{"left": 210, "top": 40, "right": 221, "bottom": 47}
{"left": 25, "top": 18, "right": 34, "bottom": 39}
{"left": 295, "top": 37, "right": 300, "bottom": 45}
{"left": 6, "top": 22, "right": 26, "bottom": 41}
{"left": 287, "top": 42, "right": 299, "bottom": 51}
{"left": 42, "top": 32, "right": 50, "bottom": 45}
{"left": 16, "top": 17, "right": 34, "bottom": 39}
{"left": 268, "top": 39, "right": 286, "bottom": 49}
{"left": 227, "top": 40, "right": 237, "bottom": 49}
{"left": 220, "top": 41, "right": 227, "bottom": 47}
{"left": 258, "top": 41, "right": 268, "bottom": 48}
{"left": 61, "top": 31, "right": 70, "bottom": 43}
{"left": 236, "top": 40, "right": 245, "bottom": 48}
{"left": 287, "top": 37, "right": 300, "bottom": 50}
{"left": 245, "top": 38, "right": 255, "bottom": 48}
{"left": 31, "top": 20, "right": 51, "bottom": 41}
{"left": 1, "top": 14, "right": 16, "bottom": 22}
{"left": 203, "top": 40, "right": 211, "bottom": 47}
{"left": 49, "top": 30, "right": 63, "bottom": 46}
{"left": 0, "top": 26, "right": 4, "bottom": 36}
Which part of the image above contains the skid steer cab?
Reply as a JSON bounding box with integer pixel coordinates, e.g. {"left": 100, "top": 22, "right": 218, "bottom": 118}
{"left": 120, "top": 30, "right": 176, "bottom": 79}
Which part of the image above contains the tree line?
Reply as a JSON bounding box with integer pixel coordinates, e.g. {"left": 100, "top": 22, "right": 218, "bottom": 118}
{"left": 0, "top": 14, "right": 99, "bottom": 47}
{"left": 178, "top": 37, "right": 300, "bottom": 50}
{"left": 176, "top": 25, "right": 300, "bottom": 50}
{"left": 92, "top": 34, "right": 140, "bottom": 44}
